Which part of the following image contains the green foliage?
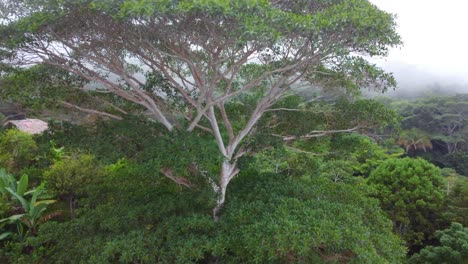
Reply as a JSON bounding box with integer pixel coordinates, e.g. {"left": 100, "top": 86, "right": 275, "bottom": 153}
{"left": 0, "top": 181, "right": 57, "bottom": 240}
{"left": 367, "top": 157, "right": 446, "bottom": 248}
{"left": 30, "top": 168, "right": 406, "bottom": 263}
{"left": 43, "top": 153, "right": 104, "bottom": 218}
{"left": 29, "top": 162, "right": 215, "bottom": 263}
{"left": 219, "top": 173, "right": 406, "bottom": 264}
{"left": 397, "top": 128, "right": 433, "bottom": 153}
{"left": 388, "top": 95, "right": 468, "bottom": 178}
{"left": 441, "top": 151, "right": 468, "bottom": 176}
{"left": 248, "top": 147, "right": 322, "bottom": 178}
{"left": 330, "top": 133, "right": 403, "bottom": 176}
{"left": 36, "top": 119, "right": 157, "bottom": 163}
{"left": 0, "top": 169, "right": 18, "bottom": 200}
{"left": 0, "top": 170, "right": 28, "bottom": 202}
{"left": 84, "top": 0, "right": 401, "bottom": 57}
{"left": 0, "top": 169, "right": 17, "bottom": 237}
{"left": 0, "top": 64, "right": 86, "bottom": 112}
{"left": 0, "top": 168, "right": 58, "bottom": 263}
{"left": 318, "top": 159, "right": 356, "bottom": 184}
{"left": 442, "top": 176, "right": 468, "bottom": 226}
{"left": 0, "top": 64, "right": 137, "bottom": 122}
{"left": 0, "top": 100, "right": 410, "bottom": 262}
{"left": 0, "top": 104, "right": 412, "bottom": 262}
{"left": 37, "top": 118, "right": 224, "bottom": 179}
{"left": 309, "top": 58, "right": 397, "bottom": 95}
{"left": 43, "top": 153, "right": 103, "bottom": 198}
{"left": 1, "top": 0, "right": 401, "bottom": 94}
{"left": 410, "top": 223, "right": 468, "bottom": 264}
{"left": 333, "top": 99, "right": 401, "bottom": 131}
{"left": 1, "top": 0, "right": 404, "bottom": 233}
{"left": 263, "top": 97, "right": 400, "bottom": 142}
{"left": 391, "top": 94, "right": 468, "bottom": 155}
{"left": 0, "top": 195, "right": 9, "bottom": 222}
{"left": 249, "top": 133, "right": 403, "bottom": 182}
{"left": 0, "top": 129, "right": 38, "bottom": 172}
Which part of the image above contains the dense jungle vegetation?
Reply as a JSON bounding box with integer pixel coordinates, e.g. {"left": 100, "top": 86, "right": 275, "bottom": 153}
{"left": 0, "top": 0, "right": 467, "bottom": 263}
{"left": 0, "top": 67, "right": 466, "bottom": 263}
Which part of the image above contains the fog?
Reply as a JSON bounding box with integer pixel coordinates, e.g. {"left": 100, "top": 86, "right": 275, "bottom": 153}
{"left": 372, "top": 61, "right": 468, "bottom": 98}
{"left": 369, "top": 0, "right": 468, "bottom": 96}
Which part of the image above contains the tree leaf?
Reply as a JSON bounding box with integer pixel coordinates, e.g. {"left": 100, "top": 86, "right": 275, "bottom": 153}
{"left": 0, "top": 232, "right": 13, "bottom": 241}
{"left": 6, "top": 187, "right": 28, "bottom": 211}
{"left": 17, "top": 174, "right": 29, "bottom": 196}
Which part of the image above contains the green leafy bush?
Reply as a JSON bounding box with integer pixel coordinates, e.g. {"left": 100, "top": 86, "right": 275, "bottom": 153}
{"left": 42, "top": 153, "right": 104, "bottom": 218}
{"left": 410, "top": 223, "right": 468, "bottom": 264}
{"left": 367, "top": 157, "right": 446, "bottom": 248}
{"left": 0, "top": 130, "right": 37, "bottom": 172}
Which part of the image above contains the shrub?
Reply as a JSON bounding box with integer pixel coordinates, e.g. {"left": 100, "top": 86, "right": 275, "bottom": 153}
{"left": 0, "top": 130, "right": 37, "bottom": 172}
{"left": 42, "top": 153, "right": 104, "bottom": 218}
{"left": 367, "top": 157, "right": 446, "bottom": 249}
{"left": 411, "top": 223, "right": 468, "bottom": 264}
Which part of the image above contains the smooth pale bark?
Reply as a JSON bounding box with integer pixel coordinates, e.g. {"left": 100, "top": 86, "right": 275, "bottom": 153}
{"left": 212, "top": 160, "right": 239, "bottom": 222}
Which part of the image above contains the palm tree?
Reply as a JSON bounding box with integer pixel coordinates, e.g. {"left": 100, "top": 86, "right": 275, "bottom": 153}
{"left": 397, "top": 128, "right": 433, "bottom": 153}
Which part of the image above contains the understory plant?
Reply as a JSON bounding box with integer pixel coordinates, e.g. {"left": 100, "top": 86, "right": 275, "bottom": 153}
{"left": 0, "top": 169, "right": 58, "bottom": 241}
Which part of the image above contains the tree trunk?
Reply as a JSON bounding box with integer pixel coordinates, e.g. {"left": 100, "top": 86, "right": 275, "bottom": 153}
{"left": 212, "top": 160, "right": 239, "bottom": 222}
{"left": 447, "top": 143, "right": 455, "bottom": 154}
{"left": 68, "top": 195, "right": 76, "bottom": 219}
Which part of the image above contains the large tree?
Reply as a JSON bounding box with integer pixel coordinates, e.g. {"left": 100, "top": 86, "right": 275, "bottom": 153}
{"left": 0, "top": 0, "right": 400, "bottom": 219}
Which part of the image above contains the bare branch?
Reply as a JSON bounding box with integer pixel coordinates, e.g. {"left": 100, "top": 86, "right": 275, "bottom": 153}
{"left": 265, "top": 108, "right": 309, "bottom": 113}
{"left": 218, "top": 102, "right": 235, "bottom": 142}
{"left": 277, "top": 126, "right": 360, "bottom": 141}
{"left": 59, "top": 101, "right": 123, "bottom": 120}
{"left": 160, "top": 167, "right": 194, "bottom": 189}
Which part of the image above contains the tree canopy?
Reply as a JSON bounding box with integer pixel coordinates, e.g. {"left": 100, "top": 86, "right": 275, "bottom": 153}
{"left": 0, "top": 0, "right": 401, "bottom": 219}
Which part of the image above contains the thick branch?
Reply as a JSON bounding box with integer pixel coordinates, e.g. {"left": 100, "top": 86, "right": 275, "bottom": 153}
{"left": 218, "top": 102, "right": 235, "bottom": 142}
{"left": 207, "top": 106, "right": 228, "bottom": 157}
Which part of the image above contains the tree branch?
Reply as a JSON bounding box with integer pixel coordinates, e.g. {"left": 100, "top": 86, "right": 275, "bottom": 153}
{"left": 59, "top": 101, "right": 123, "bottom": 120}
{"left": 277, "top": 126, "right": 360, "bottom": 141}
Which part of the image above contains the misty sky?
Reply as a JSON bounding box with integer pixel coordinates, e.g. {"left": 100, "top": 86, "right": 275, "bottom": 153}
{"left": 369, "top": 0, "right": 468, "bottom": 92}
